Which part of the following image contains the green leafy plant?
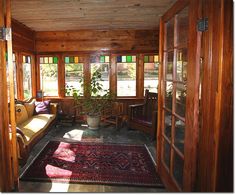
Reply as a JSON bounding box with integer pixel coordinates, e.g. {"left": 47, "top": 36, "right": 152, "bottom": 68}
{"left": 65, "top": 69, "right": 114, "bottom": 116}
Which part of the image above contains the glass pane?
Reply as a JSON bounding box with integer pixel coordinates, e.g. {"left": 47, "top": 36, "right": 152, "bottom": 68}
{"left": 176, "top": 7, "right": 189, "bottom": 46}
{"left": 69, "top": 56, "right": 74, "bottom": 63}
{"left": 176, "top": 83, "right": 186, "bottom": 117}
{"left": 166, "top": 52, "right": 173, "bottom": 80}
{"left": 144, "top": 55, "right": 149, "bottom": 63}
{"left": 53, "top": 57, "right": 58, "bottom": 64}
{"left": 40, "top": 63, "right": 58, "bottom": 96}
{"left": 149, "top": 56, "right": 154, "bottom": 63}
{"left": 154, "top": 55, "right": 159, "bottom": 62}
{"left": 174, "top": 118, "right": 185, "bottom": 154}
{"left": 166, "top": 18, "right": 174, "bottom": 49}
{"left": 105, "top": 56, "right": 110, "bottom": 63}
{"left": 100, "top": 56, "right": 105, "bottom": 63}
{"left": 74, "top": 56, "right": 79, "bottom": 63}
{"left": 132, "top": 56, "right": 136, "bottom": 62}
{"left": 163, "top": 139, "right": 171, "bottom": 169}
{"left": 117, "top": 56, "right": 122, "bottom": 63}
{"left": 122, "top": 56, "right": 126, "bottom": 63}
{"left": 65, "top": 57, "right": 69, "bottom": 63}
{"left": 40, "top": 57, "right": 44, "bottom": 64}
{"left": 164, "top": 111, "right": 172, "bottom": 139}
{"left": 117, "top": 62, "right": 136, "bottom": 96}
{"left": 23, "top": 56, "right": 26, "bottom": 63}
{"left": 23, "top": 62, "right": 32, "bottom": 99}
{"left": 91, "top": 63, "right": 110, "bottom": 96}
{"left": 173, "top": 152, "right": 184, "bottom": 189}
{"left": 49, "top": 57, "right": 53, "bottom": 64}
{"left": 165, "top": 81, "right": 173, "bottom": 110}
{"left": 144, "top": 62, "right": 158, "bottom": 93}
{"left": 44, "top": 57, "right": 48, "bottom": 64}
{"left": 176, "top": 48, "right": 188, "bottom": 82}
{"left": 126, "top": 56, "right": 132, "bottom": 63}
{"left": 65, "top": 63, "right": 84, "bottom": 96}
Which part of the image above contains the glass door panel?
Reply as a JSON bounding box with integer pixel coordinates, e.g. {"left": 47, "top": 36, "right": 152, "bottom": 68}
{"left": 176, "top": 49, "right": 188, "bottom": 82}
{"left": 165, "top": 81, "right": 173, "bottom": 110}
{"left": 164, "top": 110, "right": 172, "bottom": 139}
{"left": 166, "top": 51, "right": 174, "bottom": 80}
{"left": 173, "top": 152, "right": 184, "bottom": 188}
{"left": 158, "top": 0, "right": 200, "bottom": 191}
{"left": 163, "top": 139, "right": 171, "bottom": 170}
{"left": 174, "top": 119, "right": 185, "bottom": 154}
{"left": 166, "top": 18, "right": 175, "bottom": 49}
{"left": 175, "top": 83, "right": 186, "bottom": 118}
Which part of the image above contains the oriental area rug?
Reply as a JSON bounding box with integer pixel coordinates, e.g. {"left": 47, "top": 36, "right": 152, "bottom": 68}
{"left": 20, "top": 141, "right": 163, "bottom": 187}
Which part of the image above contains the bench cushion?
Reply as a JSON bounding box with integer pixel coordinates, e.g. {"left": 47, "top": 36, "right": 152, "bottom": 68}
{"left": 18, "top": 114, "right": 56, "bottom": 144}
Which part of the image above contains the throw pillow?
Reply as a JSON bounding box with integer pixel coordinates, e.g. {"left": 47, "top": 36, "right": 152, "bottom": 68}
{"left": 34, "top": 100, "right": 51, "bottom": 114}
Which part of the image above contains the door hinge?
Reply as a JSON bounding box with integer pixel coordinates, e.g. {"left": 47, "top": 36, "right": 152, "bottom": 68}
{"left": 197, "top": 18, "right": 208, "bottom": 32}
{"left": 0, "top": 27, "right": 11, "bottom": 41}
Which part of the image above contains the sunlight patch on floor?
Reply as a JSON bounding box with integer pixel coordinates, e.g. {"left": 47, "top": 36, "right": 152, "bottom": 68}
{"left": 63, "top": 129, "right": 84, "bottom": 141}
{"left": 49, "top": 182, "right": 70, "bottom": 192}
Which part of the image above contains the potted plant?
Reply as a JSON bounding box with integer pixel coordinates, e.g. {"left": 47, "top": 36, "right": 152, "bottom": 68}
{"left": 65, "top": 69, "right": 114, "bottom": 129}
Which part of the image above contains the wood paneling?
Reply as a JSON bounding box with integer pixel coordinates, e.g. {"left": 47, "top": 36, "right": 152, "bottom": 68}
{"left": 12, "top": 19, "right": 35, "bottom": 52}
{"left": 197, "top": 0, "right": 233, "bottom": 192}
{"left": 35, "top": 30, "right": 158, "bottom": 53}
{"left": 11, "top": 0, "right": 176, "bottom": 31}
{"left": 0, "top": 0, "right": 14, "bottom": 191}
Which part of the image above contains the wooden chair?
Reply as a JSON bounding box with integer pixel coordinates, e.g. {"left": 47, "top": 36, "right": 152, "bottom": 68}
{"left": 128, "top": 89, "right": 158, "bottom": 139}
{"left": 102, "top": 102, "right": 124, "bottom": 130}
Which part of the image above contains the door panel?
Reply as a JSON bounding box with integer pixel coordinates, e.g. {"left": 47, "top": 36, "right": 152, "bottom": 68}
{"left": 157, "top": 0, "right": 201, "bottom": 191}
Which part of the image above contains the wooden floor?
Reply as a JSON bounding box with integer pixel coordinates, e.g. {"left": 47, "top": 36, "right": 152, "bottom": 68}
{"left": 18, "top": 122, "right": 166, "bottom": 192}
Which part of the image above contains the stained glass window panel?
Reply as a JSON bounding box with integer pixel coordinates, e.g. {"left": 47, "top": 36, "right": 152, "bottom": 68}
{"left": 144, "top": 56, "right": 149, "bottom": 63}
{"left": 49, "top": 57, "right": 53, "bottom": 64}
{"left": 105, "top": 56, "right": 110, "bottom": 63}
{"left": 117, "top": 56, "right": 122, "bottom": 63}
{"left": 99, "top": 56, "right": 105, "bottom": 63}
{"left": 69, "top": 56, "right": 74, "bottom": 63}
{"left": 53, "top": 57, "right": 58, "bottom": 64}
{"left": 122, "top": 56, "right": 126, "bottom": 63}
{"left": 126, "top": 56, "right": 132, "bottom": 63}
{"left": 74, "top": 56, "right": 79, "bottom": 63}
{"left": 132, "top": 56, "right": 136, "bottom": 62}
{"left": 44, "top": 57, "right": 48, "bottom": 64}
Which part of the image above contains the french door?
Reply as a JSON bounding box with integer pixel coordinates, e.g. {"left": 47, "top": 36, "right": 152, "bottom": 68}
{"left": 157, "top": 0, "right": 201, "bottom": 191}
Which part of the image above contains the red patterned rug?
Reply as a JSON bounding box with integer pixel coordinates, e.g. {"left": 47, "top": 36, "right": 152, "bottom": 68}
{"left": 20, "top": 141, "right": 163, "bottom": 187}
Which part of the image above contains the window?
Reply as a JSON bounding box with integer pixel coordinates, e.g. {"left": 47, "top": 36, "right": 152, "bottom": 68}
{"left": 6, "top": 53, "right": 17, "bottom": 100}
{"left": 144, "top": 55, "right": 159, "bottom": 94}
{"left": 39, "top": 56, "right": 58, "bottom": 96}
{"left": 117, "top": 55, "right": 136, "bottom": 96}
{"left": 23, "top": 55, "right": 32, "bottom": 99}
{"left": 65, "top": 56, "right": 84, "bottom": 96}
{"left": 90, "top": 55, "right": 110, "bottom": 96}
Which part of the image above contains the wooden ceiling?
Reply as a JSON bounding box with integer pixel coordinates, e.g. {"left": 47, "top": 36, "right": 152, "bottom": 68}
{"left": 11, "top": 0, "right": 176, "bottom": 31}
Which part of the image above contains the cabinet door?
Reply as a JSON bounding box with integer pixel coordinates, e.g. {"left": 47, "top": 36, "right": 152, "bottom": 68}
{"left": 157, "top": 0, "right": 201, "bottom": 191}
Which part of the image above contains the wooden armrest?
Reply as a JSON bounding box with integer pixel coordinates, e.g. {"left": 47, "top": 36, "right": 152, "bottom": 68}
{"left": 129, "top": 104, "right": 145, "bottom": 108}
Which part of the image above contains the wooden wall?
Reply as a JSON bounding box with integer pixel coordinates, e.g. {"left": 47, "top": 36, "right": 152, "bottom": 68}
{"left": 197, "top": 0, "right": 233, "bottom": 192}
{"left": 35, "top": 29, "right": 158, "bottom": 53}
{"left": 12, "top": 19, "right": 35, "bottom": 52}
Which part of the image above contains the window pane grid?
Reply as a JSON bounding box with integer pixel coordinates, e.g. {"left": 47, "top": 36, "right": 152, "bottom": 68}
{"left": 23, "top": 55, "right": 32, "bottom": 99}
{"left": 117, "top": 58, "right": 136, "bottom": 96}
{"left": 40, "top": 56, "right": 58, "bottom": 96}
{"left": 90, "top": 62, "right": 110, "bottom": 96}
